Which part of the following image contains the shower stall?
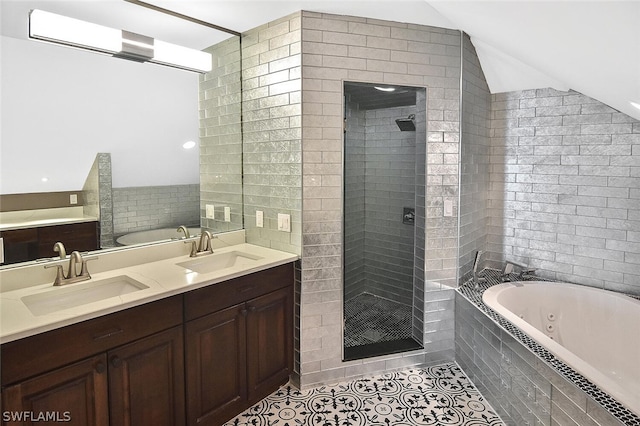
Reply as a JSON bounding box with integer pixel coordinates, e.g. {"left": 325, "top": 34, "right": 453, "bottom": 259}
{"left": 343, "top": 81, "right": 426, "bottom": 360}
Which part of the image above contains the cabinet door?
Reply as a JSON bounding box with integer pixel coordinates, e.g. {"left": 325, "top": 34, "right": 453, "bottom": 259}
{"left": 185, "top": 304, "right": 247, "bottom": 426}
{"left": 37, "top": 222, "right": 99, "bottom": 258}
{"left": 2, "top": 354, "right": 109, "bottom": 426}
{"left": 108, "top": 326, "right": 185, "bottom": 426}
{"left": 0, "top": 228, "right": 38, "bottom": 265}
{"left": 246, "top": 286, "right": 293, "bottom": 404}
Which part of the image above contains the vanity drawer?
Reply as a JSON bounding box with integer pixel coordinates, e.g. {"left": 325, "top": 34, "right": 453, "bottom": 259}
{"left": 1, "top": 295, "right": 182, "bottom": 386}
{"left": 184, "top": 263, "right": 294, "bottom": 321}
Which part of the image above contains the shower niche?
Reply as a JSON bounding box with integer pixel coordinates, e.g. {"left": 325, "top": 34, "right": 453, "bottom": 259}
{"left": 342, "top": 81, "right": 426, "bottom": 361}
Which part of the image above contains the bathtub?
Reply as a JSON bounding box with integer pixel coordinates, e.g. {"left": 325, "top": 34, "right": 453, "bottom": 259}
{"left": 116, "top": 227, "right": 201, "bottom": 246}
{"left": 482, "top": 281, "right": 640, "bottom": 417}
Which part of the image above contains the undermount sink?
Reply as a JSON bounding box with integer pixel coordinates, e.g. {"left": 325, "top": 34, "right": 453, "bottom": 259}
{"left": 177, "top": 250, "right": 263, "bottom": 274}
{"left": 22, "top": 275, "right": 149, "bottom": 316}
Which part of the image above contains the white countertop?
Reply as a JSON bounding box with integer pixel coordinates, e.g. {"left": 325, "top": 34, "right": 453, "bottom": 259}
{"left": 0, "top": 243, "right": 298, "bottom": 343}
{"left": 0, "top": 207, "right": 97, "bottom": 231}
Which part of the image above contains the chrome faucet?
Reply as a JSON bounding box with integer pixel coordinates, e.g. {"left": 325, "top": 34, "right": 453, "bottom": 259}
{"left": 501, "top": 260, "right": 536, "bottom": 282}
{"left": 177, "top": 225, "right": 191, "bottom": 239}
{"left": 45, "top": 249, "right": 96, "bottom": 286}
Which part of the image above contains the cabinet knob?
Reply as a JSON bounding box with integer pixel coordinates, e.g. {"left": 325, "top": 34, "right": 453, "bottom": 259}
{"left": 95, "top": 362, "right": 106, "bottom": 374}
{"left": 110, "top": 356, "right": 122, "bottom": 368}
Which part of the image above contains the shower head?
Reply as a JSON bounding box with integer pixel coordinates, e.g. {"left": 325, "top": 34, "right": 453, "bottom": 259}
{"left": 395, "top": 114, "right": 416, "bottom": 131}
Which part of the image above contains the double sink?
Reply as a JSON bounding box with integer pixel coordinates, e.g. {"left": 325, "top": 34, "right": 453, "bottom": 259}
{"left": 21, "top": 250, "right": 263, "bottom": 317}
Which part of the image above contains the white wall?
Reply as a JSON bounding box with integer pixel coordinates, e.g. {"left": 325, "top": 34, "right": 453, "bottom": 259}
{"left": 0, "top": 35, "right": 200, "bottom": 194}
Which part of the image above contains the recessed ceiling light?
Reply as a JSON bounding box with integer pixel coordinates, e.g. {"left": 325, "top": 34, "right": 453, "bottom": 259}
{"left": 630, "top": 101, "right": 640, "bottom": 111}
{"left": 182, "top": 141, "right": 196, "bottom": 149}
{"left": 41, "top": 177, "right": 48, "bottom": 182}
{"left": 374, "top": 86, "right": 396, "bottom": 92}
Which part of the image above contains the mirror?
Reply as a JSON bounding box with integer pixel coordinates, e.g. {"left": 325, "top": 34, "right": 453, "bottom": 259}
{"left": 0, "top": 1, "right": 242, "bottom": 266}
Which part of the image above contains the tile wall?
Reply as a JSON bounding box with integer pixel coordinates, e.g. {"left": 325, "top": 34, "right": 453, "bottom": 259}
{"left": 343, "top": 96, "right": 367, "bottom": 301}
{"left": 344, "top": 104, "right": 418, "bottom": 305}
{"left": 241, "top": 13, "right": 303, "bottom": 255}
{"left": 112, "top": 184, "right": 200, "bottom": 236}
{"left": 488, "top": 89, "right": 640, "bottom": 294}
{"left": 297, "top": 11, "right": 462, "bottom": 387}
{"left": 199, "top": 36, "right": 244, "bottom": 233}
{"left": 458, "top": 34, "right": 492, "bottom": 280}
{"left": 83, "top": 153, "right": 114, "bottom": 247}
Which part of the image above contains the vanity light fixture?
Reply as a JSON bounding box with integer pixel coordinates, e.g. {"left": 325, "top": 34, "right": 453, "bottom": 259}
{"left": 374, "top": 86, "right": 396, "bottom": 92}
{"left": 29, "top": 9, "right": 212, "bottom": 73}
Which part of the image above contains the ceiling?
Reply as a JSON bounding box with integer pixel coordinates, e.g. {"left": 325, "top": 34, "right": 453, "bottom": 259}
{"left": 2, "top": 0, "right": 639, "bottom": 120}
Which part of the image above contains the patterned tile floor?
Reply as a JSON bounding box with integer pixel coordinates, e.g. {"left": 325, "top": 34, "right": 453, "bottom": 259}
{"left": 344, "top": 293, "right": 412, "bottom": 347}
{"left": 225, "top": 363, "right": 505, "bottom": 426}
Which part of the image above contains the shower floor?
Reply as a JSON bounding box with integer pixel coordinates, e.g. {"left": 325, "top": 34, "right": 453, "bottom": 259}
{"left": 344, "top": 292, "right": 421, "bottom": 359}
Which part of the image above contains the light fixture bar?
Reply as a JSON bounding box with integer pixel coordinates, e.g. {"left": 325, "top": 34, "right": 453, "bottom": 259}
{"left": 29, "top": 9, "right": 212, "bottom": 73}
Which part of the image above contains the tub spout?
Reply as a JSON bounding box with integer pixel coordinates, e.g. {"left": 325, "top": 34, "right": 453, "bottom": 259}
{"left": 501, "top": 260, "right": 536, "bottom": 282}
{"left": 472, "top": 250, "right": 486, "bottom": 288}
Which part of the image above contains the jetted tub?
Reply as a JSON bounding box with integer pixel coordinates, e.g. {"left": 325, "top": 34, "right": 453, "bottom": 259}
{"left": 482, "top": 281, "right": 640, "bottom": 417}
{"left": 116, "top": 227, "right": 200, "bottom": 246}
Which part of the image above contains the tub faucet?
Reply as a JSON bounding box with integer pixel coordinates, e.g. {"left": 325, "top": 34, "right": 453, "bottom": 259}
{"left": 472, "top": 250, "right": 486, "bottom": 288}
{"left": 501, "top": 260, "right": 536, "bottom": 282}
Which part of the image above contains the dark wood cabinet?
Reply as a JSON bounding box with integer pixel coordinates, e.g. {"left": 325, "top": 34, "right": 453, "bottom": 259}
{"left": 1, "top": 221, "right": 99, "bottom": 265}
{"left": 184, "top": 264, "right": 294, "bottom": 426}
{"left": 1, "top": 262, "right": 294, "bottom": 426}
{"left": 108, "top": 326, "right": 185, "bottom": 426}
{"left": 0, "top": 228, "right": 38, "bottom": 265}
{"left": 37, "top": 222, "right": 100, "bottom": 258}
{"left": 185, "top": 304, "right": 247, "bottom": 425}
{"left": 2, "top": 355, "right": 109, "bottom": 426}
{"left": 246, "top": 287, "right": 293, "bottom": 403}
{"left": 1, "top": 296, "right": 183, "bottom": 426}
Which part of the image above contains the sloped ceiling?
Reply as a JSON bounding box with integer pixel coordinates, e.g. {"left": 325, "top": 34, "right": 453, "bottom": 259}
{"left": 2, "top": 0, "right": 639, "bottom": 120}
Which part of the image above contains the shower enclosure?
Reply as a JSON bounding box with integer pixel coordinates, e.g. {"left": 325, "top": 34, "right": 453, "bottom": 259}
{"left": 343, "top": 81, "right": 426, "bottom": 360}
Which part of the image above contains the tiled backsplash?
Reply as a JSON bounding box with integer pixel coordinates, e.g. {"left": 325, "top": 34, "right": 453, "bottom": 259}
{"left": 488, "top": 89, "right": 640, "bottom": 294}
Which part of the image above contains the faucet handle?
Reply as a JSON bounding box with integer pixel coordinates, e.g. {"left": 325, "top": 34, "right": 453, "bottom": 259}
{"left": 184, "top": 240, "right": 198, "bottom": 257}
{"left": 79, "top": 256, "right": 98, "bottom": 278}
{"left": 44, "top": 263, "right": 66, "bottom": 285}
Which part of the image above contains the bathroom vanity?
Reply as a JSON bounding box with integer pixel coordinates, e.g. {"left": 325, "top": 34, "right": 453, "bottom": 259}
{"left": 0, "top": 239, "right": 296, "bottom": 426}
